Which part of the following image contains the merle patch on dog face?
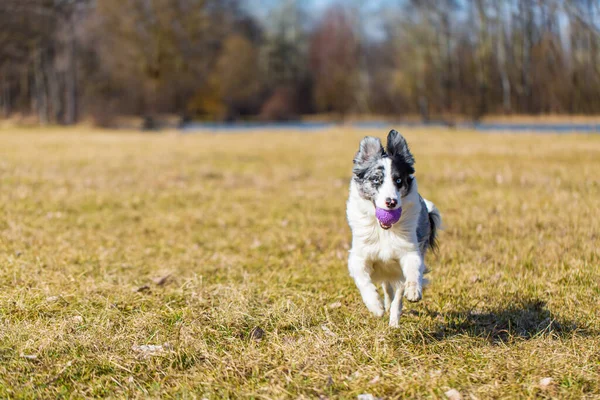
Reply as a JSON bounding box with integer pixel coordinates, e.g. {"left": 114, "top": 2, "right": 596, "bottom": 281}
{"left": 353, "top": 137, "right": 383, "bottom": 199}
{"left": 352, "top": 131, "right": 415, "bottom": 202}
{"left": 386, "top": 129, "right": 415, "bottom": 196}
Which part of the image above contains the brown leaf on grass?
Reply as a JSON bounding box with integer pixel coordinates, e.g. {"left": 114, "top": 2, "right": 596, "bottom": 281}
{"left": 152, "top": 274, "right": 171, "bottom": 286}
{"left": 429, "top": 369, "right": 442, "bottom": 377}
{"left": 134, "top": 285, "right": 150, "bottom": 293}
{"left": 326, "top": 376, "right": 334, "bottom": 387}
{"left": 132, "top": 343, "right": 173, "bottom": 358}
{"left": 46, "top": 295, "right": 69, "bottom": 305}
{"left": 347, "top": 371, "right": 361, "bottom": 381}
{"left": 357, "top": 394, "right": 381, "bottom": 400}
{"left": 539, "top": 377, "right": 554, "bottom": 389}
{"left": 445, "top": 389, "right": 462, "bottom": 400}
{"left": 249, "top": 326, "right": 264, "bottom": 340}
{"left": 321, "top": 325, "right": 336, "bottom": 337}
{"left": 328, "top": 301, "right": 342, "bottom": 309}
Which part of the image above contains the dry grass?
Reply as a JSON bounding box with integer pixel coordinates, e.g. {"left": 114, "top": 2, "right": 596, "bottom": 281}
{"left": 0, "top": 127, "right": 599, "bottom": 399}
{"left": 479, "top": 114, "right": 600, "bottom": 124}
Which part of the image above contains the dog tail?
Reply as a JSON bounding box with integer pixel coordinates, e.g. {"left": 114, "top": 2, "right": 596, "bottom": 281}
{"left": 424, "top": 199, "right": 442, "bottom": 252}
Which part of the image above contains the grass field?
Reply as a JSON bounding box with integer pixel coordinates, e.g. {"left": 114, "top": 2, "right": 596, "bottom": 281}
{"left": 0, "top": 127, "right": 599, "bottom": 399}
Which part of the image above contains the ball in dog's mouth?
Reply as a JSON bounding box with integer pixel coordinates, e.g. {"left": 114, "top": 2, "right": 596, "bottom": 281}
{"left": 375, "top": 207, "right": 402, "bottom": 229}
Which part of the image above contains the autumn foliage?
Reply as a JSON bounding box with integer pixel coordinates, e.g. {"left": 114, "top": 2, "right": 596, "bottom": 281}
{"left": 2, "top": 0, "right": 600, "bottom": 125}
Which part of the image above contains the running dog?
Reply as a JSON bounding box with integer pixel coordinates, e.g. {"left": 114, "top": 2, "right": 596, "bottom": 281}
{"left": 346, "top": 129, "right": 441, "bottom": 327}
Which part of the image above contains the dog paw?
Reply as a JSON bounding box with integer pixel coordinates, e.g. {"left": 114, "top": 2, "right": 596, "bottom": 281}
{"left": 389, "top": 318, "right": 400, "bottom": 328}
{"left": 366, "top": 300, "right": 385, "bottom": 317}
{"left": 404, "top": 282, "right": 422, "bottom": 302}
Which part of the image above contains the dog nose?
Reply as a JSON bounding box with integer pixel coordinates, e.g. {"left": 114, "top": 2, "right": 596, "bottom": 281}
{"left": 385, "top": 198, "right": 397, "bottom": 208}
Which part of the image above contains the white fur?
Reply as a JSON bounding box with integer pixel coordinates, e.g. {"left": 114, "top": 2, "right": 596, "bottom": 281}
{"left": 346, "top": 176, "right": 425, "bottom": 327}
{"left": 424, "top": 198, "right": 443, "bottom": 230}
{"left": 374, "top": 158, "right": 401, "bottom": 210}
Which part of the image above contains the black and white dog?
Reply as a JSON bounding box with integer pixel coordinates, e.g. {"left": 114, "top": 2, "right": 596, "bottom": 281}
{"left": 346, "top": 130, "right": 441, "bottom": 327}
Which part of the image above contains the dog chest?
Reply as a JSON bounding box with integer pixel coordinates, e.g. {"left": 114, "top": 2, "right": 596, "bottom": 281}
{"left": 360, "top": 229, "right": 413, "bottom": 261}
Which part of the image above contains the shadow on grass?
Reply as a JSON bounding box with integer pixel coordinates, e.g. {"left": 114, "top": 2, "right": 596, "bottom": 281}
{"left": 415, "top": 299, "right": 593, "bottom": 344}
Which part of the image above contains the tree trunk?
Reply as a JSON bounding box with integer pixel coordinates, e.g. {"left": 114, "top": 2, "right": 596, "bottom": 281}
{"left": 441, "top": 11, "right": 453, "bottom": 114}
{"left": 34, "top": 49, "right": 49, "bottom": 125}
{"left": 47, "top": 64, "right": 62, "bottom": 123}
{"left": 520, "top": 0, "right": 533, "bottom": 113}
{"left": 65, "top": 14, "right": 78, "bottom": 125}
{"left": 496, "top": 2, "right": 511, "bottom": 114}
{"left": 475, "top": 0, "right": 489, "bottom": 119}
{"left": 1, "top": 71, "right": 9, "bottom": 117}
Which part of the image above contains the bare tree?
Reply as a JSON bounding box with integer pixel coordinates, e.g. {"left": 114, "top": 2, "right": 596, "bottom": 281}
{"left": 310, "top": 5, "right": 360, "bottom": 119}
{"left": 3, "top": 0, "right": 600, "bottom": 125}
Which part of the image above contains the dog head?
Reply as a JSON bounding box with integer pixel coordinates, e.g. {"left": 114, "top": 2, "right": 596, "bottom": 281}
{"left": 352, "top": 130, "right": 415, "bottom": 212}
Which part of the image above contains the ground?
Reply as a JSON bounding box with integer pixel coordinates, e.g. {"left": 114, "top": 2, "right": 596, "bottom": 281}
{"left": 0, "top": 127, "right": 599, "bottom": 399}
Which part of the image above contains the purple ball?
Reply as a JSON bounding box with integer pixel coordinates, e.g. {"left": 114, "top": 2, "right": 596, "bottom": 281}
{"left": 375, "top": 207, "right": 402, "bottom": 226}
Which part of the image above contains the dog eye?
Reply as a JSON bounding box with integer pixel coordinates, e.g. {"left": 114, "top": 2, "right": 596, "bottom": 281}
{"left": 395, "top": 178, "right": 402, "bottom": 185}
{"left": 372, "top": 177, "right": 381, "bottom": 184}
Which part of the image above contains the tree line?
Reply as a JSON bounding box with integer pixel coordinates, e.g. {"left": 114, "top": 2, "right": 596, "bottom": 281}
{"left": 1, "top": 0, "right": 600, "bottom": 127}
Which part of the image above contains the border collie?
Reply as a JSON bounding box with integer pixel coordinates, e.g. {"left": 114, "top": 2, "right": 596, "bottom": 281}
{"left": 346, "top": 130, "right": 441, "bottom": 327}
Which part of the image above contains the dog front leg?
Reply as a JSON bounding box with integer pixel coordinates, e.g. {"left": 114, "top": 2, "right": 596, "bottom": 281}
{"left": 382, "top": 282, "right": 395, "bottom": 312}
{"left": 349, "top": 254, "right": 383, "bottom": 317}
{"left": 400, "top": 251, "right": 424, "bottom": 302}
{"left": 389, "top": 282, "right": 404, "bottom": 327}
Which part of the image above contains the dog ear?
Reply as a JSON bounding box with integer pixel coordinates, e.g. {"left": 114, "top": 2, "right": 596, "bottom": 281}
{"left": 386, "top": 129, "right": 414, "bottom": 166}
{"left": 354, "top": 136, "right": 383, "bottom": 165}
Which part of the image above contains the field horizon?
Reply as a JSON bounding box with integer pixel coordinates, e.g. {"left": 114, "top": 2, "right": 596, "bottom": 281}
{"left": 6, "top": 113, "right": 600, "bottom": 133}
{"left": 0, "top": 127, "right": 599, "bottom": 398}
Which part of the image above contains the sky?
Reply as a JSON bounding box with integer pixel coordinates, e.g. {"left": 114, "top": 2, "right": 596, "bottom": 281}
{"left": 244, "top": 0, "right": 341, "bottom": 23}
{"left": 243, "top": 0, "right": 391, "bottom": 40}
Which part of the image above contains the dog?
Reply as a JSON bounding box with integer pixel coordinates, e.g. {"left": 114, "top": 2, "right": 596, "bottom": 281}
{"left": 346, "top": 130, "right": 441, "bottom": 327}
